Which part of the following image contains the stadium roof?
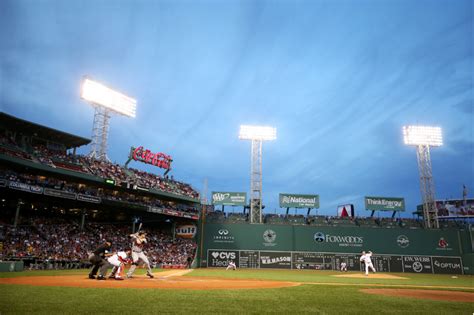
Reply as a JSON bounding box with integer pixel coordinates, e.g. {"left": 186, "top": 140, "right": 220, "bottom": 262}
{"left": 0, "top": 112, "right": 91, "bottom": 149}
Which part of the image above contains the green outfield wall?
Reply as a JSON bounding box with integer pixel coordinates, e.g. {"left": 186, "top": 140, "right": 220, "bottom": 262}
{"left": 0, "top": 261, "right": 24, "bottom": 272}
{"left": 199, "top": 223, "right": 473, "bottom": 274}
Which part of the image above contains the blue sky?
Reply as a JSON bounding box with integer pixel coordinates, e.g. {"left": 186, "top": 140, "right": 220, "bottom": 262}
{"left": 1, "top": 0, "right": 472, "bottom": 217}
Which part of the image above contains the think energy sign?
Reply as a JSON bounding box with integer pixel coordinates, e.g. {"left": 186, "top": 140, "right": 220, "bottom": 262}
{"left": 365, "top": 196, "right": 405, "bottom": 211}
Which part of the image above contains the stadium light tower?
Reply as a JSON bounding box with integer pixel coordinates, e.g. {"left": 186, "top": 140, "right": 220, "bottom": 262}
{"left": 403, "top": 125, "right": 443, "bottom": 229}
{"left": 80, "top": 77, "right": 137, "bottom": 161}
{"left": 239, "top": 125, "right": 277, "bottom": 224}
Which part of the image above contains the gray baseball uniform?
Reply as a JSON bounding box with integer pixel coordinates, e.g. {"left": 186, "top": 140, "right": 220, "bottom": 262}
{"left": 126, "top": 234, "right": 154, "bottom": 278}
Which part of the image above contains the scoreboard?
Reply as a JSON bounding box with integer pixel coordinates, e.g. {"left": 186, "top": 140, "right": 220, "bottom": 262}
{"left": 292, "top": 252, "right": 364, "bottom": 271}
{"left": 239, "top": 251, "right": 259, "bottom": 269}
{"left": 207, "top": 249, "right": 463, "bottom": 274}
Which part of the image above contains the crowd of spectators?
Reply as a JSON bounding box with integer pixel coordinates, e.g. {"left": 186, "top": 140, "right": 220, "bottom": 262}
{"left": 205, "top": 211, "right": 455, "bottom": 229}
{"left": 1, "top": 170, "right": 199, "bottom": 216}
{"left": 0, "top": 136, "right": 32, "bottom": 161}
{"left": 0, "top": 135, "right": 199, "bottom": 200}
{"left": 0, "top": 217, "right": 197, "bottom": 270}
{"left": 128, "top": 167, "right": 197, "bottom": 199}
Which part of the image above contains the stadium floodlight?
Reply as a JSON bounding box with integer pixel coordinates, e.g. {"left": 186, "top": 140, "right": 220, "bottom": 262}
{"left": 239, "top": 125, "right": 277, "bottom": 141}
{"left": 81, "top": 78, "right": 137, "bottom": 118}
{"left": 403, "top": 125, "right": 443, "bottom": 229}
{"left": 239, "top": 125, "right": 277, "bottom": 224}
{"left": 81, "top": 77, "right": 137, "bottom": 161}
{"left": 403, "top": 126, "right": 442, "bottom": 147}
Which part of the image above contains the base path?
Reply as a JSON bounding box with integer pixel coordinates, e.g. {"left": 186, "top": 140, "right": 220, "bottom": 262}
{"left": 0, "top": 271, "right": 300, "bottom": 290}
{"left": 361, "top": 288, "right": 474, "bottom": 302}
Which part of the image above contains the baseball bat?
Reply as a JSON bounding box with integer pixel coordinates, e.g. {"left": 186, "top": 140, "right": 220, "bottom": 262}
{"left": 137, "top": 222, "right": 143, "bottom": 233}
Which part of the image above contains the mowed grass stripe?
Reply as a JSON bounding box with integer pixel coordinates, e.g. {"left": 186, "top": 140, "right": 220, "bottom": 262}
{"left": 305, "top": 282, "right": 474, "bottom": 291}
{"left": 0, "top": 269, "right": 472, "bottom": 314}
{"left": 186, "top": 269, "right": 474, "bottom": 288}
{"left": 0, "top": 282, "right": 472, "bottom": 314}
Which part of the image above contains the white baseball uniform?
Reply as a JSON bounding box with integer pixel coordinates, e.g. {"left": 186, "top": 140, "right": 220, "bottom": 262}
{"left": 108, "top": 251, "right": 128, "bottom": 267}
{"left": 226, "top": 261, "right": 237, "bottom": 270}
{"left": 98, "top": 251, "right": 128, "bottom": 279}
{"left": 107, "top": 251, "right": 128, "bottom": 279}
{"left": 360, "top": 252, "right": 376, "bottom": 275}
{"left": 340, "top": 262, "right": 347, "bottom": 272}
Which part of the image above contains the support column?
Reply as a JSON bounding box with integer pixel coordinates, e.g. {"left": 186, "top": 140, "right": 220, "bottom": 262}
{"left": 89, "top": 106, "right": 111, "bottom": 161}
{"left": 172, "top": 221, "right": 176, "bottom": 241}
{"left": 250, "top": 139, "right": 263, "bottom": 224}
{"left": 416, "top": 145, "right": 439, "bottom": 229}
{"left": 80, "top": 210, "right": 86, "bottom": 231}
{"left": 14, "top": 199, "right": 22, "bottom": 227}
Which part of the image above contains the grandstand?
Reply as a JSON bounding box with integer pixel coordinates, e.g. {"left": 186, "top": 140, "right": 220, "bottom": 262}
{"left": 0, "top": 113, "right": 199, "bottom": 269}
{"left": 204, "top": 211, "right": 436, "bottom": 229}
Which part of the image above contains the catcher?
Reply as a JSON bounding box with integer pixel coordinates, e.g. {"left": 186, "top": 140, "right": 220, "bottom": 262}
{"left": 126, "top": 231, "right": 154, "bottom": 278}
{"left": 100, "top": 250, "right": 130, "bottom": 280}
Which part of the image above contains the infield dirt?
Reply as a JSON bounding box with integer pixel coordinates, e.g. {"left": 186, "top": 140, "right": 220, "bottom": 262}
{"left": 0, "top": 270, "right": 300, "bottom": 290}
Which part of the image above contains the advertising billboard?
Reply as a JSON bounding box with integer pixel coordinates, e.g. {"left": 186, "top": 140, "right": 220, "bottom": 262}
{"left": 279, "top": 193, "right": 319, "bottom": 208}
{"left": 211, "top": 192, "right": 247, "bottom": 206}
{"left": 337, "top": 204, "right": 354, "bottom": 217}
{"left": 365, "top": 196, "right": 405, "bottom": 211}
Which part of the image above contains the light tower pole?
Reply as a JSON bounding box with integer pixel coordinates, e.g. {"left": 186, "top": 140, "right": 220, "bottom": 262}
{"left": 81, "top": 77, "right": 137, "bottom": 161}
{"left": 90, "top": 105, "right": 111, "bottom": 160}
{"left": 239, "top": 125, "right": 277, "bottom": 224}
{"left": 403, "top": 126, "right": 443, "bottom": 229}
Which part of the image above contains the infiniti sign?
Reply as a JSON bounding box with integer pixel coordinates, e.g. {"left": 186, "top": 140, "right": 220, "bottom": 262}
{"left": 213, "top": 229, "right": 234, "bottom": 243}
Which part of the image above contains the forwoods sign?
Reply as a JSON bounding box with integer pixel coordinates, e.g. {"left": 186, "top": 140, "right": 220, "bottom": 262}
{"left": 365, "top": 196, "right": 405, "bottom": 211}
{"left": 279, "top": 193, "right": 319, "bottom": 208}
{"left": 212, "top": 192, "right": 247, "bottom": 206}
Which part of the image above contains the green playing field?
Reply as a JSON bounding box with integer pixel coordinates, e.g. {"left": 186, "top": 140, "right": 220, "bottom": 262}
{"left": 0, "top": 269, "right": 472, "bottom": 314}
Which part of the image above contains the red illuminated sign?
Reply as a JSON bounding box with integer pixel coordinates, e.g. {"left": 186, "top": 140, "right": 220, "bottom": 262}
{"left": 131, "top": 146, "right": 172, "bottom": 169}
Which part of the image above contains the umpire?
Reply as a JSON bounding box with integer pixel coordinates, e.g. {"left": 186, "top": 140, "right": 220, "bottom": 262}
{"left": 88, "top": 240, "right": 112, "bottom": 280}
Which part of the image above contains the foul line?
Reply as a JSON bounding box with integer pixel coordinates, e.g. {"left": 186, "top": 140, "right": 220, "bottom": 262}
{"left": 159, "top": 270, "right": 193, "bottom": 278}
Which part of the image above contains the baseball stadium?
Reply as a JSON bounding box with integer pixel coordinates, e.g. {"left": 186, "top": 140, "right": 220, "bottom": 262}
{"left": 1, "top": 1, "right": 473, "bottom": 314}
{"left": 0, "top": 111, "right": 473, "bottom": 313}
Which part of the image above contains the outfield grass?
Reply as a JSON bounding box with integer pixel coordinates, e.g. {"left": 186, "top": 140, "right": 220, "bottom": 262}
{"left": 0, "top": 269, "right": 472, "bottom": 314}
{"left": 188, "top": 268, "right": 474, "bottom": 288}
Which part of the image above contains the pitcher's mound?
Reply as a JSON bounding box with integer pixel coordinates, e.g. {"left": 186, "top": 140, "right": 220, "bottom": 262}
{"left": 333, "top": 273, "right": 407, "bottom": 279}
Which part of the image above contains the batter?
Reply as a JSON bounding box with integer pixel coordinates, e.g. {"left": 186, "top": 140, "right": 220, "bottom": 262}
{"left": 126, "top": 231, "right": 154, "bottom": 278}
